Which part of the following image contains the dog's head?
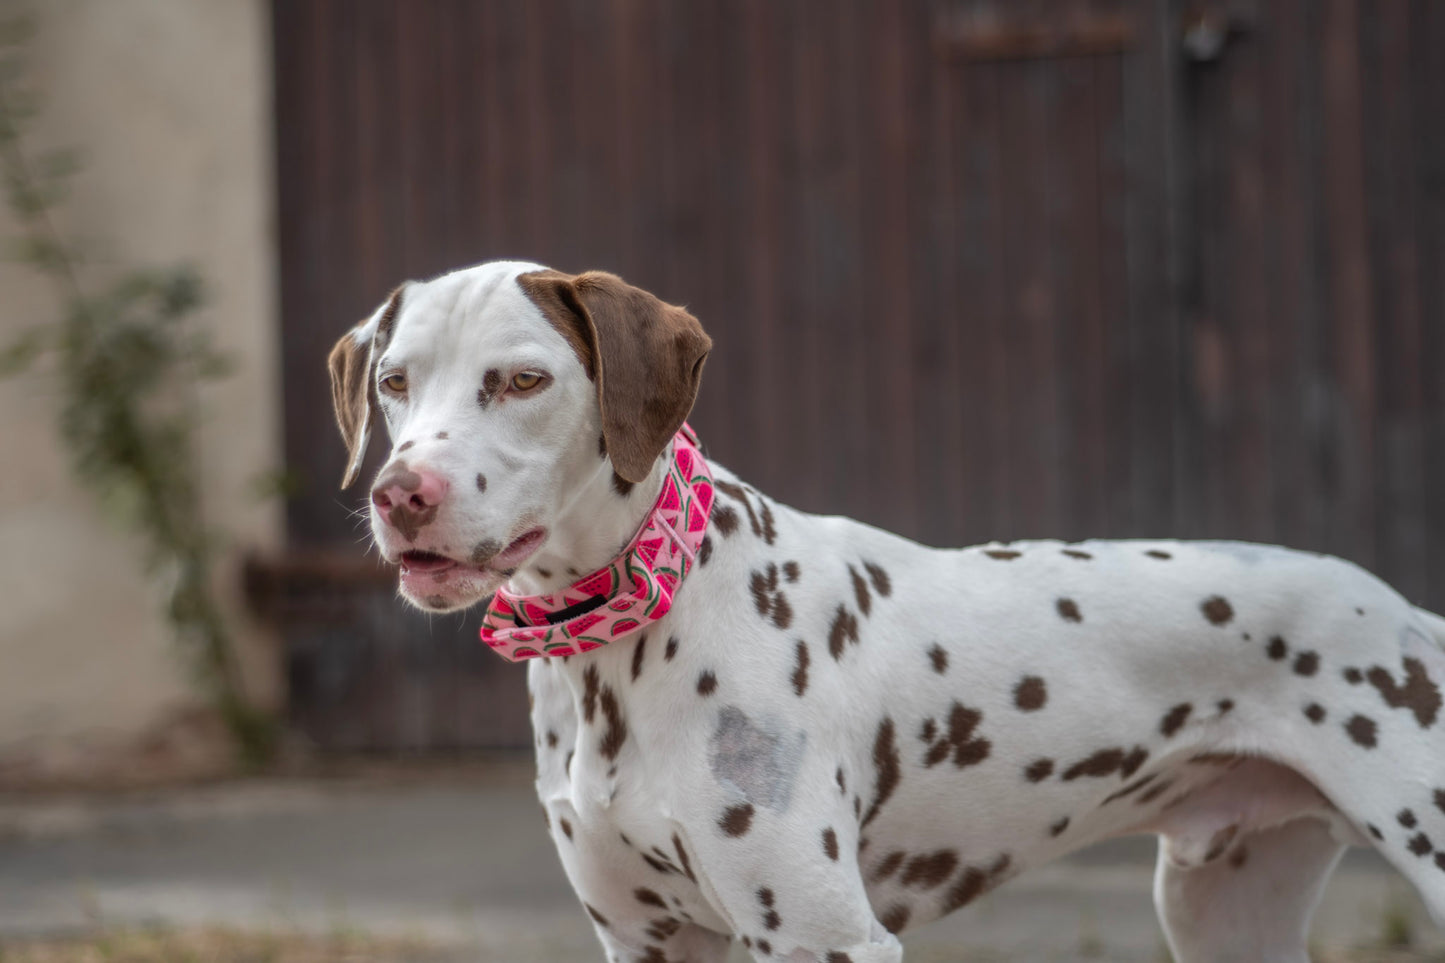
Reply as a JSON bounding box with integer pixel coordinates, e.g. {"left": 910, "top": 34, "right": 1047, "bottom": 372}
{"left": 328, "top": 261, "right": 711, "bottom": 612}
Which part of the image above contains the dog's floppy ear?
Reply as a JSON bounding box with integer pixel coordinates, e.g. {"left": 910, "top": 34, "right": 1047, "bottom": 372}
{"left": 519, "top": 269, "right": 712, "bottom": 483}
{"left": 327, "top": 285, "right": 406, "bottom": 488}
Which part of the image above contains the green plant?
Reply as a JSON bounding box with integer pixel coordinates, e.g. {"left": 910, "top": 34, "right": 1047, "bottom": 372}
{"left": 0, "top": 13, "right": 274, "bottom": 764}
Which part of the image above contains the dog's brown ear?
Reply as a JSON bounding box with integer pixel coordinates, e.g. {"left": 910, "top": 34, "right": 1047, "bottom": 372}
{"left": 519, "top": 269, "right": 712, "bottom": 483}
{"left": 327, "top": 286, "right": 406, "bottom": 488}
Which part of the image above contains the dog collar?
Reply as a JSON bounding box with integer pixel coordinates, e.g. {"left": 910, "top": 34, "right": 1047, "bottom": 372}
{"left": 479, "top": 425, "right": 714, "bottom": 661}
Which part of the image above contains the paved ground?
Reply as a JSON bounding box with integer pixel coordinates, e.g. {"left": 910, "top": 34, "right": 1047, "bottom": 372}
{"left": 0, "top": 760, "right": 1441, "bottom": 962}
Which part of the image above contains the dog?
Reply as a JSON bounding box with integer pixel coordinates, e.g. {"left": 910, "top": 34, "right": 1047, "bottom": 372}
{"left": 329, "top": 260, "right": 1445, "bottom": 962}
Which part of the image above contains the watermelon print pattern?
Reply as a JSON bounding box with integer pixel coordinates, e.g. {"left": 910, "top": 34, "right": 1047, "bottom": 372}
{"left": 479, "top": 424, "right": 714, "bottom": 662}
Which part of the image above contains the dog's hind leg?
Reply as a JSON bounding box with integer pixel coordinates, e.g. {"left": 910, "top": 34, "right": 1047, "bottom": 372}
{"left": 1153, "top": 816, "right": 1345, "bottom": 963}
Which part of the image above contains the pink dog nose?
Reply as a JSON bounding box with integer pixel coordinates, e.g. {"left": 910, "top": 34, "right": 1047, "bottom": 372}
{"left": 371, "top": 463, "right": 449, "bottom": 539}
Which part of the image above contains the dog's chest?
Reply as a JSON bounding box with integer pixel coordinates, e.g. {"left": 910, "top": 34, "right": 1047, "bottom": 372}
{"left": 528, "top": 644, "right": 735, "bottom": 931}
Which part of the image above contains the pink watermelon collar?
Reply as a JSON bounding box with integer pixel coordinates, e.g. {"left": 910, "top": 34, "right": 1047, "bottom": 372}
{"left": 479, "top": 425, "right": 714, "bottom": 662}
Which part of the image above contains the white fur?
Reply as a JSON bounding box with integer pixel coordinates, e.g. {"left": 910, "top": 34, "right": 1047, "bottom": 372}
{"left": 348, "top": 261, "right": 1445, "bottom": 963}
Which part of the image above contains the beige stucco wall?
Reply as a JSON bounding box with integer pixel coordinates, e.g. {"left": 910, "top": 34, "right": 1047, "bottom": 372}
{"left": 0, "top": 0, "right": 279, "bottom": 783}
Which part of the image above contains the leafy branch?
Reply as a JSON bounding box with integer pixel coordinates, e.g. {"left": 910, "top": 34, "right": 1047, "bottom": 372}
{"left": 0, "top": 14, "right": 275, "bottom": 765}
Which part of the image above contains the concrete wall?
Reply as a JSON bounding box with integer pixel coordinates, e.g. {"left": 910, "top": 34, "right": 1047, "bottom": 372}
{"left": 0, "top": 0, "right": 279, "bottom": 784}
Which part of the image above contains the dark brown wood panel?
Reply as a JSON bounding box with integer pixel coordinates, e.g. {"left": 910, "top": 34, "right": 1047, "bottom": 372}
{"left": 272, "top": 0, "right": 1445, "bottom": 748}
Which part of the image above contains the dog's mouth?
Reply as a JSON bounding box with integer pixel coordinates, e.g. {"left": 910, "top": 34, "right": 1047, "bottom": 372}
{"left": 394, "top": 527, "right": 548, "bottom": 612}
{"left": 399, "top": 549, "right": 457, "bottom": 575}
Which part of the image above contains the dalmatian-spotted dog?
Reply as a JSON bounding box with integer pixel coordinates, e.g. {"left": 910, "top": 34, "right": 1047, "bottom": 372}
{"left": 329, "top": 259, "right": 1445, "bottom": 963}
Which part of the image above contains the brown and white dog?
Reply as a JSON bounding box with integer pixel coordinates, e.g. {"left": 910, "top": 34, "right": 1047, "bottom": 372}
{"left": 330, "top": 259, "right": 1445, "bottom": 962}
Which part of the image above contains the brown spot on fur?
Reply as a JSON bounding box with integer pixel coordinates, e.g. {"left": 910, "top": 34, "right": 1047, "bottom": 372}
{"left": 1201, "top": 595, "right": 1234, "bottom": 625}
{"left": 697, "top": 534, "right": 713, "bottom": 566}
{"left": 1217, "top": 698, "right": 1234, "bottom": 715}
{"left": 749, "top": 565, "right": 793, "bottom": 629}
{"left": 792, "top": 641, "right": 810, "bottom": 696}
{"left": 598, "top": 686, "right": 628, "bottom": 759}
{"left": 719, "top": 803, "right": 755, "bottom": 837}
{"left": 1344, "top": 667, "right": 1364, "bottom": 684}
{"left": 828, "top": 605, "right": 860, "bottom": 659}
{"left": 1368, "top": 823, "right": 1384, "bottom": 840}
{"left": 634, "top": 887, "right": 667, "bottom": 908}
{"left": 1346, "top": 714, "right": 1378, "bottom": 747}
{"left": 880, "top": 904, "right": 911, "bottom": 934}
{"left": 1293, "top": 650, "right": 1320, "bottom": 676}
{"left": 864, "top": 561, "right": 891, "bottom": 596}
{"left": 612, "top": 472, "right": 635, "bottom": 497}
{"left": 1400, "top": 809, "right": 1419, "bottom": 828}
{"left": 1063, "top": 746, "right": 1148, "bottom": 781}
{"left": 822, "top": 827, "right": 839, "bottom": 860}
{"left": 1103, "top": 773, "right": 1158, "bottom": 804}
{"left": 1056, "top": 598, "right": 1083, "bottom": 622}
{"left": 581, "top": 664, "right": 600, "bottom": 723}
{"left": 1304, "top": 703, "right": 1326, "bottom": 723}
{"left": 1137, "top": 779, "right": 1174, "bottom": 805}
{"left": 398, "top": 440, "right": 415, "bottom": 452}
{"left": 1409, "top": 833, "right": 1434, "bottom": 857}
{"left": 923, "top": 702, "right": 991, "bottom": 770}
{"left": 477, "top": 368, "right": 503, "bottom": 408}
{"left": 782, "top": 560, "right": 800, "bottom": 582}
{"left": 1436, "top": 788, "right": 1445, "bottom": 816}
{"left": 1014, "top": 676, "right": 1047, "bottom": 711}
{"left": 849, "top": 565, "right": 872, "bottom": 616}
{"left": 664, "top": 636, "right": 679, "bottom": 661}
{"left": 697, "top": 670, "right": 717, "bottom": 696}
{"left": 942, "top": 853, "right": 1012, "bottom": 914}
{"left": 671, "top": 833, "right": 696, "bottom": 881}
{"left": 434, "top": 431, "right": 448, "bottom": 440}
{"left": 545, "top": 730, "right": 558, "bottom": 748}
{"left": 826, "top": 954, "right": 854, "bottom": 963}
{"left": 1160, "top": 703, "right": 1192, "bottom": 737}
{"left": 919, "top": 718, "right": 937, "bottom": 743}
{"left": 929, "top": 644, "right": 948, "bottom": 674}
{"left": 1367, "top": 657, "right": 1442, "bottom": 727}
{"left": 836, "top": 767, "right": 847, "bottom": 794}
{"left": 712, "top": 504, "right": 739, "bottom": 536}
{"left": 1267, "top": 636, "right": 1289, "bottom": 660}
{"left": 1146, "top": 549, "right": 1172, "bottom": 559}
{"left": 1024, "top": 758, "right": 1054, "bottom": 782}
{"left": 861, "top": 717, "right": 901, "bottom": 827}
{"left": 872, "top": 850, "right": 905, "bottom": 881}
{"left": 559, "top": 818, "right": 573, "bottom": 840}
{"left": 469, "top": 538, "right": 503, "bottom": 566}
{"left": 1049, "top": 817, "right": 1070, "bottom": 836}
{"left": 1063, "top": 549, "right": 1093, "bottom": 559}
{"left": 631, "top": 634, "right": 647, "bottom": 682}
{"left": 902, "top": 850, "right": 959, "bottom": 889}
{"left": 985, "top": 549, "right": 1020, "bottom": 560}
{"left": 585, "top": 903, "right": 609, "bottom": 928}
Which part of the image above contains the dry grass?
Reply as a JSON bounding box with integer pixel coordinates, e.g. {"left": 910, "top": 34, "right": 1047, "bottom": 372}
{"left": 0, "top": 928, "right": 464, "bottom": 963}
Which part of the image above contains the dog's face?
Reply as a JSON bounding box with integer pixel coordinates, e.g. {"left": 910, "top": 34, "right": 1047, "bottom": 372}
{"left": 327, "top": 261, "right": 711, "bottom": 613}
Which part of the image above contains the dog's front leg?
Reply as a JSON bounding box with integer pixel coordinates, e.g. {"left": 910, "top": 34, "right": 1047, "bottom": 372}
{"left": 678, "top": 819, "right": 904, "bottom": 963}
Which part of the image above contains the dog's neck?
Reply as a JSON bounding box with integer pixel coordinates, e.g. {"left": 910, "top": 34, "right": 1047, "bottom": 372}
{"left": 507, "top": 449, "right": 670, "bottom": 598}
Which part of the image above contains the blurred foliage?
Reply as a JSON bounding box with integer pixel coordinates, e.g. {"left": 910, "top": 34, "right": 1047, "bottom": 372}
{"left": 0, "top": 11, "right": 275, "bottom": 765}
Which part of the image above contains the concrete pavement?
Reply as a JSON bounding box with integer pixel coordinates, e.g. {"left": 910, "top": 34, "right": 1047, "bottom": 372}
{"left": 0, "top": 760, "right": 1440, "bottom": 961}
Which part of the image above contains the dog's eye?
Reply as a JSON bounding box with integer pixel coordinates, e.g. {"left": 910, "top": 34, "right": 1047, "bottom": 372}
{"left": 511, "top": 371, "right": 543, "bottom": 391}
{"left": 380, "top": 373, "right": 407, "bottom": 393}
